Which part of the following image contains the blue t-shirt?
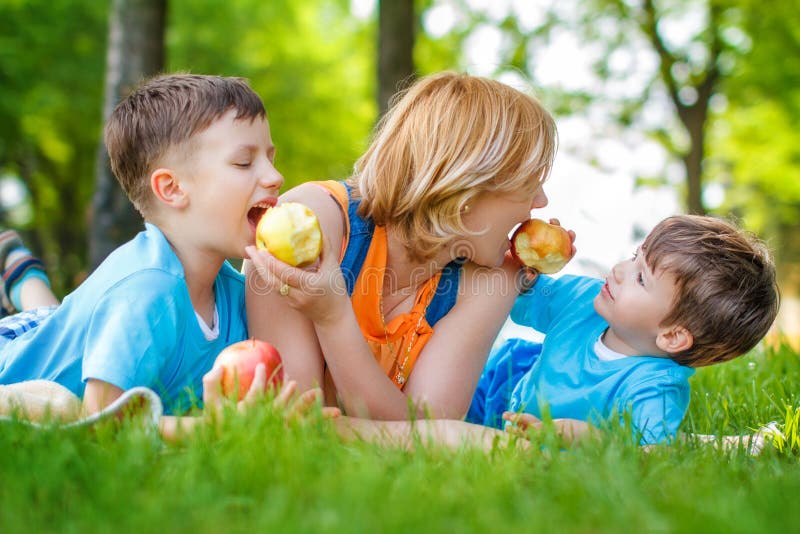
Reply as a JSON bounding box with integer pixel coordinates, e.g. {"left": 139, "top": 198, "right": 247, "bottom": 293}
{"left": 469, "top": 275, "right": 694, "bottom": 445}
{"left": 0, "top": 223, "right": 248, "bottom": 414}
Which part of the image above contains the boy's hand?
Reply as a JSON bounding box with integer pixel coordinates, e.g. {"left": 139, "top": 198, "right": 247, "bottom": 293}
{"left": 503, "top": 411, "right": 594, "bottom": 444}
{"left": 547, "top": 218, "right": 577, "bottom": 261}
{"left": 202, "top": 363, "right": 268, "bottom": 414}
{"left": 202, "top": 364, "right": 340, "bottom": 420}
{"left": 502, "top": 411, "right": 542, "bottom": 438}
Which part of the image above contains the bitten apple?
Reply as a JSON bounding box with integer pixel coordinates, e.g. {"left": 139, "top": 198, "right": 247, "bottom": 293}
{"left": 214, "top": 339, "right": 284, "bottom": 400}
{"left": 510, "top": 218, "right": 572, "bottom": 274}
{"left": 256, "top": 202, "right": 322, "bottom": 267}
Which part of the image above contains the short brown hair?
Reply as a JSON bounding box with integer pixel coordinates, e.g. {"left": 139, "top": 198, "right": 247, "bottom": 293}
{"left": 642, "top": 215, "right": 780, "bottom": 367}
{"left": 348, "top": 72, "right": 557, "bottom": 261}
{"left": 104, "top": 74, "right": 266, "bottom": 216}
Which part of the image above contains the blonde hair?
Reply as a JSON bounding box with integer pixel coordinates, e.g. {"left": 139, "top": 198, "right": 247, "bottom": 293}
{"left": 348, "top": 72, "right": 557, "bottom": 261}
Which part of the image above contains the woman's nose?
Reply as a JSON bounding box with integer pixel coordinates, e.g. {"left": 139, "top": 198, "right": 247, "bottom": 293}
{"left": 531, "top": 188, "right": 548, "bottom": 209}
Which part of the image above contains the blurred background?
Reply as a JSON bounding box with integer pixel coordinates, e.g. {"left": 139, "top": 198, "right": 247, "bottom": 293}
{"left": 1, "top": 0, "right": 797, "bottom": 340}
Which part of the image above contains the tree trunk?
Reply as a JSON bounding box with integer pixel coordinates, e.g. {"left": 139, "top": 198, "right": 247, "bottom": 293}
{"left": 378, "top": 0, "right": 415, "bottom": 117}
{"left": 89, "top": 0, "right": 166, "bottom": 269}
{"left": 679, "top": 104, "right": 708, "bottom": 216}
{"left": 640, "top": 0, "right": 718, "bottom": 216}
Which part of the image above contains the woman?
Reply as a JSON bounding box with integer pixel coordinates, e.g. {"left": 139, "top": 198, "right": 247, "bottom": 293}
{"left": 245, "top": 72, "right": 561, "bottom": 420}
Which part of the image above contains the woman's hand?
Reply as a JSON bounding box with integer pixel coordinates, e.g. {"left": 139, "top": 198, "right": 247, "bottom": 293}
{"left": 245, "top": 237, "right": 350, "bottom": 327}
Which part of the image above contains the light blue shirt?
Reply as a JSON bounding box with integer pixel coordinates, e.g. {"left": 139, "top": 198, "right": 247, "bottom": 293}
{"left": 0, "top": 223, "right": 248, "bottom": 414}
{"left": 508, "top": 275, "right": 695, "bottom": 444}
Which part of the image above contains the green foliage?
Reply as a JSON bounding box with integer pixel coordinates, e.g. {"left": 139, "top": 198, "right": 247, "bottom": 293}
{"left": 726, "top": 0, "right": 800, "bottom": 113}
{"left": 709, "top": 101, "right": 800, "bottom": 231}
{"left": 767, "top": 405, "right": 800, "bottom": 455}
{"left": 707, "top": 0, "right": 800, "bottom": 268}
{"left": 168, "top": 0, "right": 375, "bottom": 190}
{"left": 415, "top": 0, "right": 465, "bottom": 74}
{"left": 684, "top": 340, "right": 800, "bottom": 436}
{"left": 0, "top": 0, "right": 108, "bottom": 293}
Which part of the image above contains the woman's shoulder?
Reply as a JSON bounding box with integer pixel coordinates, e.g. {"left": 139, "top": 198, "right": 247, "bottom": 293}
{"left": 281, "top": 182, "right": 347, "bottom": 252}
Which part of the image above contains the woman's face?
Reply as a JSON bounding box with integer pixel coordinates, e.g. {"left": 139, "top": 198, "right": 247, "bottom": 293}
{"left": 455, "top": 185, "right": 548, "bottom": 267}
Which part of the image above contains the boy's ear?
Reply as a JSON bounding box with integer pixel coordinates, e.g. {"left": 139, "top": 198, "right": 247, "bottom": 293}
{"left": 656, "top": 325, "right": 694, "bottom": 355}
{"left": 150, "top": 168, "right": 189, "bottom": 208}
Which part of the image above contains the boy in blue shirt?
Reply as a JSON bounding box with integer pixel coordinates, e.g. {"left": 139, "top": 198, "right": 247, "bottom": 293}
{"left": 466, "top": 214, "right": 779, "bottom": 445}
{"left": 333, "top": 215, "right": 778, "bottom": 449}
{"left": 0, "top": 74, "right": 289, "bottom": 435}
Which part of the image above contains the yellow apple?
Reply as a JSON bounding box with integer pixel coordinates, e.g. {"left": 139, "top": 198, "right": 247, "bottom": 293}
{"left": 510, "top": 219, "right": 572, "bottom": 274}
{"left": 255, "top": 202, "right": 322, "bottom": 267}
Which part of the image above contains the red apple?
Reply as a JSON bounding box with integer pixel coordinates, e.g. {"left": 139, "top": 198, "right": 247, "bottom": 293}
{"left": 510, "top": 218, "right": 572, "bottom": 274}
{"left": 214, "top": 339, "right": 284, "bottom": 400}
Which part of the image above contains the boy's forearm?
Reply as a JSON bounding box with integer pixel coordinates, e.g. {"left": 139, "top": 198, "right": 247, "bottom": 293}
{"left": 82, "top": 379, "right": 125, "bottom": 417}
{"left": 551, "top": 418, "right": 594, "bottom": 444}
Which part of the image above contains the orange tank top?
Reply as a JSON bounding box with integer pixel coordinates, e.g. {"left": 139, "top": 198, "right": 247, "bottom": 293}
{"left": 314, "top": 180, "right": 443, "bottom": 389}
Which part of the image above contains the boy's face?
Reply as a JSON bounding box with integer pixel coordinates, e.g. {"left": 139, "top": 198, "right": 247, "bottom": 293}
{"left": 171, "top": 109, "right": 283, "bottom": 259}
{"left": 593, "top": 247, "right": 679, "bottom": 356}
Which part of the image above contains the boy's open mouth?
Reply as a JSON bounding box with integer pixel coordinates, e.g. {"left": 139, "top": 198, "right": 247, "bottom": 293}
{"left": 247, "top": 200, "right": 276, "bottom": 229}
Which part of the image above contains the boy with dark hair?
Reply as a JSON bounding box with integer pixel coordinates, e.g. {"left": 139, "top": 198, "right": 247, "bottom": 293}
{"left": 467, "top": 214, "right": 780, "bottom": 444}
{"left": 0, "top": 74, "right": 287, "bottom": 434}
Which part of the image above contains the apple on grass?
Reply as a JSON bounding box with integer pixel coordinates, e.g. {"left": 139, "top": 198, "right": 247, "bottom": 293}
{"left": 213, "top": 339, "right": 284, "bottom": 401}
{"left": 510, "top": 218, "right": 572, "bottom": 274}
{"left": 256, "top": 202, "right": 322, "bottom": 267}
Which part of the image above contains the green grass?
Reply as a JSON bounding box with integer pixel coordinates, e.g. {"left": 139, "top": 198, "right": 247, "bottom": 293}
{"left": 2, "top": 341, "right": 800, "bottom": 533}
